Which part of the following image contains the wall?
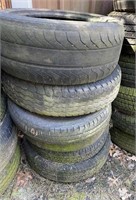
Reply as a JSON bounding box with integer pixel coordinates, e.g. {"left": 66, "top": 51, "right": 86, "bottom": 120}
{"left": 32, "top": 0, "right": 113, "bottom": 15}
{"left": 11, "top": 0, "right": 32, "bottom": 8}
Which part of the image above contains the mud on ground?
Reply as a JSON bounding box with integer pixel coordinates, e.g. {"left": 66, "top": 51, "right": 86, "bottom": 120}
{"left": 1, "top": 143, "right": 136, "bottom": 200}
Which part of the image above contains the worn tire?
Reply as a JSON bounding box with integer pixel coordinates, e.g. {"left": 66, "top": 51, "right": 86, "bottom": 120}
{"left": 8, "top": 99, "right": 111, "bottom": 151}
{"left": 111, "top": 128, "right": 135, "bottom": 154}
{"left": 109, "top": 12, "right": 136, "bottom": 25}
{"left": 0, "top": 92, "right": 6, "bottom": 122}
{"left": 0, "top": 145, "right": 20, "bottom": 195}
{"left": 2, "top": 65, "right": 121, "bottom": 117}
{"left": 0, "top": 9, "right": 124, "bottom": 85}
{"left": 0, "top": 113, "right": 17, "bottom": 173}
{"left": 113, "top": 0, "right": 135, "bottom": 12}
{"left": 113, "top": 85, "right": 136, "bottom": 115}
{"left": 24, "top": 135, "right": 110, "bottom": 183}
{"left": 112, "top": 110, "right": 135, "bottom": 136}
{"left": 119, "top": 59, "right": 135, "bottom": 87}
{"left": 28, "top": 132, "right": 109, "bottom": 163}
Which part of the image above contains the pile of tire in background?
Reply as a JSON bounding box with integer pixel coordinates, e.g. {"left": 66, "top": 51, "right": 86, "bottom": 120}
{"left": 109, "top": 0, "right": 135, "bottom": 154}
{"left": 1, "top": 9, "right": 124, "bottom": 183}
{"left": 0, "top": 92, "right": 20, "bottom": 194}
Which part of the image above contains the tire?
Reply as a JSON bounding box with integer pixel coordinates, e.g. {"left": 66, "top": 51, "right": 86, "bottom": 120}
{"left": 111, "top": 128, "right": 135, "bottom": 154}
{"left": 8, "top": 99, "right": 111, "bottom": 151}
{"left": 2, "top": 65, "right": 121, "bottom": 117}
{"left": 119, "top": 60, "right": 135, "bottom": 87}
{"left": 23, "top": 135, "right": 110, "bottom": 183}
{"left": 120, "top": 54, "right": 135, "bottom": 63}
{"left": 28, "top": 132, "right": 109, "bottom": 163}
{"left": 0, "top": 145, "right": 20, "bottom": 195}
{"left": 121, "top": 38, "right": 136, "bottom": 55}
{"left": 113, "top": 0, "right": 135, "bottom": 12}
{"left": 0, "top": 92, "right": 6, "bottom": 121}
{"left": 112, "top": 110, "right": 135, "bottom": 136}
{"left": 0, "top": 9, "right": 124, "bottom": 85}
{"left": 109, "top": 12, "right": 136, "bottom": 25}
{"left": 113, "top": 85, "right": 136, "bottom": 115}
{"left": 0, "top": 113, "right": 17, "bottom": 173}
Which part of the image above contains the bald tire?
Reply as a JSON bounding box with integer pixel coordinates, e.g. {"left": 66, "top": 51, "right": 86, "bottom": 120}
{"left": 3, "top": 65, "right": 121, "bottom": 117}
{"left": 24, "top": 136, "right": 110, "bottom": 183}
{"left": 0, "top": 146, "right": 20, "bottom": 195}
{"left": 112, "top": 110, "right": 135, "bottom": 136}
{"left": 0, "top": 9, "right": 124, "bottom": 85}
{"left": 111, "top": 128, "right": 135, "bottom": 155}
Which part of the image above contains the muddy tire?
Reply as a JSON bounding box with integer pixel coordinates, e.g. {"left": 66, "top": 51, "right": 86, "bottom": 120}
{"left": 0, "top": 9, "right": 124, "bottom": 85}
{"left": 0, "top": 145, "right": 20, "bottom": 195}
{"left": 8, "top": 99, "right": 111, "bottom": 151}
{"left": 27, "top": 132, "right": 109, "bottom": 163}
{"left": 0, "top": 110, "right": 20, "bottom": 195}
{"left": 24, "top": 136, "right": 110, "bottom": 183}
{"left": 111, "top": 128, "right": 135, "bottom": 154}
{"left": 113, "top": 0, "right": 135, "bottom": 12}
{"left": 113, "top": 85, "right": 136, "bottom": 115}
{"left": 3, "top": 65, "right": 121, "bottom": 117}
{"left": 112, "top": 110, "right": 135, "bottom": 136}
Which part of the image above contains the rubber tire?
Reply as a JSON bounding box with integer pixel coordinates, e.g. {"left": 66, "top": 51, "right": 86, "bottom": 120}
{"left": 111, "top": 128, "right": 135, "bottom": 155}
{"left": 119, "top": 60, "right": 135, "bottom": 87}
{"left": 0, "top": 113, "right": 17, "bottom": 173}
{"left": 2, "top": 65, "right": 121, "bottom": 117}
{"left": 27, "top": 132, "right": 109, "bottom": 163}
{"left": 120, "top": 54, "right": 135, "bottom": 63}
{"left": 112, "top": 110, "right": 135, "bottom": 136}
{"left": 8, "top": 99, "right": 111, "bottom": 151}
{"left": 0, "top": 145, "right": 20, "bottom": 195}
{"left": 113, "top": 0, "right": 135, "bottom": 12}
{"left": 113, "top": 85, "right": 136, "bottom": 116}
{"left": 24, "top": 135, "right": 110, "bottom": 183}
{"left": 0, "top": 92, "right": 6, "bottom": 122}
{"left": 109, "top": 12, "right": 136, "bottom": 25}
{"left": 0, "top": 9, "right": 124, "bottom": 85}
{"left": 121, "top": 38, "right": 136, "bottom": 55}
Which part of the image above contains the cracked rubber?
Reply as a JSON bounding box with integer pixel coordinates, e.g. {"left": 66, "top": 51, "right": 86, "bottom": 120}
{"left": 113, "top": 0, "right": 135, "bottom": 12}
{"left": 0, "top": 145, "right": 20, "bottom": 195}
{"left": 112, "top": 110, "right": 135, "bottom": 136}
{"left": 111, "top": 128, "right": 135, "bottom": 154}
{"left": 2, "top": 65, "right": 121, "bottom": 117}
{"left": 113, "top": 85, "right": 136, "bottom": 116}
{"left": 0, "top": 9, "right": 124, "bottom": 85}
{"left": 8, "top": 99, "right": 111, "bottom": 151}
{"left": 24, "top": 135, "right": 110, "bottom": 183}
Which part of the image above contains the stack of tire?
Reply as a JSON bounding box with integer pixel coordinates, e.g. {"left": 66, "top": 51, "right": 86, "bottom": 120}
{"left": 109, "top": 0, "right": 135, "bottom": 154}
{"left": 0, "top": 92, "right": 20, "bottom": 195}
{"left": 1, "top": 9, "right": 124, "bottom": 182}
